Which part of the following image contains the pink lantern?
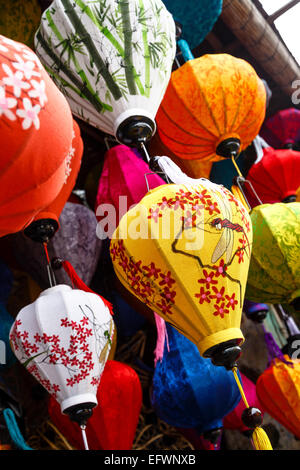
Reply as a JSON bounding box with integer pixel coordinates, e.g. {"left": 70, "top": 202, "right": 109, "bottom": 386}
{"left": 10, "top": 284, "right": 115, "bottom": 447}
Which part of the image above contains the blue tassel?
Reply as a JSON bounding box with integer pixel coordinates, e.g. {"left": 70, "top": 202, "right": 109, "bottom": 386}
{"left": 3, "top": 408, "right": 33, "bottom": 450}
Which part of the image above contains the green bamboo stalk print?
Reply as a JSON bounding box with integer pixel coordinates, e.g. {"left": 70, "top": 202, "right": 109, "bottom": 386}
{"left": 73, "top": 0, "right": 145, "bottom": 95}
{"left": 138, "top": 0, "right": 150, "bottom": 97}
{"left": 36, "top": 30, "right": 112, "bottom": 112}
{"left": 45, "top": 9, "right": 109, "bottom": 111}
{"left": 61, "top": 0, "right": 122, "bottom": 100}
{"left": 119, "top": 0, "right": 137, "bottom": 95}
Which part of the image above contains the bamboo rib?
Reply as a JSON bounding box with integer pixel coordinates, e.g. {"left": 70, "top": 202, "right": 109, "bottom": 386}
{"left": 221, "top": 0, "right": 300, "bottom": 97}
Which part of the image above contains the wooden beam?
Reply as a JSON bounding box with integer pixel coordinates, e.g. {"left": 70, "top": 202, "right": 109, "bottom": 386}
{"left": 221, "top": 0, "right": 300, "bottom": 98}
{"left": 268, "top": 0, "right": 300, "bottom": 23}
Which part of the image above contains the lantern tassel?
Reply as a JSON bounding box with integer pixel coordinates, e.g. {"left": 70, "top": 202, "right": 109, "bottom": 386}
{"left": 60, "top": 259, "right": 114, "bottom": 316}
{"left": 232, "top": 367, "right": 272, "bottom": 451}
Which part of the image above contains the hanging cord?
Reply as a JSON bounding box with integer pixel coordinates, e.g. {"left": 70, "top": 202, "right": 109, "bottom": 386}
{"left": 232, "top": 368, "right": 272, "bottom": 450}
{"left": 80, "top": 425, "right": 89, "bottom": 450}
{"left": 3, "top": 408, "right": 33, "bottom": 451}
{"left": 43, "top": 242, "right": 56, "bottom": 287}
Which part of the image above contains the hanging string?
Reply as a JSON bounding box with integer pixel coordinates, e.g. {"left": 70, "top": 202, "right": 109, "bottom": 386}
{"left": 80, "top": 425, "right": 89, "bottom": 451}
{"left": 232, "top": 368, "right": 272, "bottom": 450}
{"left": 3, "top": 408, "right": 33, "bottom": 451}
{"left": 43, "top": 242, "right": 56, "bottom": 287}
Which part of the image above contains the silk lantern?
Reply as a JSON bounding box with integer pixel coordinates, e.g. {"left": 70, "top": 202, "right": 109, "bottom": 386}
{"left": 151, "top": 323, "right": 240, "bottom": 442}
{"left": 12, "top": 201, "right": 101, "bottom": 290}
{"left": 48, "top": 359, "right": 142, "bottom": 450}
{"left": 246, "top": 203, "right": 300, "bottom": 310}
{"left": 260, "top": 108, "right": 300, "bottom": 151}
{"left": 256, "top": 356, "right": 300, "bottom": 440}
{"left": 155, "top": 54, "right": 266, "bottom": 165}
{"left": 246, "top": 148, "right": 300, "bottom": 207}
{"left": 223, "top": 373, "right": 264, "bottom": 435}
{"left": 35, "top": 0, "right": 176, "bottom": 147}
{"left": 0, "top": 34, "right": 75, "bottom": 238}
{"left": 111, "top": 180, "right": 253, "bottom": 368}
{"left": 10, "top": 284, "right": 115, "bottom": 429}
{"left": 95, "top": 144, "right": 165, "bottom": 229}
{"left": 243, "top": 299, "right": 269, "bottom": 324}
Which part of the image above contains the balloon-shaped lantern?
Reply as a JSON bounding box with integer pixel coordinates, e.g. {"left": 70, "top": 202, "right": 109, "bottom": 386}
{"left": 151, "top": 323, "right": 241, "bottom": 444}
{"left": 48, "top": 359, "right": 142, "bottom": 450}
{"left": 10, "top": 284, "right": 115, "bottom": 447}
{"left": 23, "top": 119, "right": 83, "bottom": 243}
{"left": 246, "top": 148, "right": 300, "bottom": 207}
{"left": 111, "top": 180, "right": 253, "bottom": 368}
{"left": 12, "top": 202, "right": 102, "bottom": 290}
{"left": 243, "top": 299, "right": 269, "bottom": 324}
{"left": 35, "top": 0, "right": 176, "bottom": 147}
{"left": 95, "top": 144, "right": 165, "bottom": 230}
{"left": 260, "top": 108, "right": 300, "bottom": 151}
{"left": 161, "top": 0, "right": 222, "bottom": 50}
{"left": 246, "top": 203, "right": 300, "bottom": 310}
{"left": 256, "top": 356, "right": 300, "bottom": 440}
{"left": 0, "top": 34, "right": 76, "bottom": 238}
{"left": 155, "top": 54, "right": 266, "bottom": 166}
{"left": 223, "top": 373, "right": 264, "bottom": 436}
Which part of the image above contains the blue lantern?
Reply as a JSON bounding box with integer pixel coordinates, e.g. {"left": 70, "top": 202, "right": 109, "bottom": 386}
{"left": 151, "top": 323, "right": 240, "bottom": 442}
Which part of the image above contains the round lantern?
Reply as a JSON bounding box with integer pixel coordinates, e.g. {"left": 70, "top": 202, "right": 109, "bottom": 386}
{"left": 260, "top": 108, "right": 300, "bottom": 151}
{"left": 110, "top": 180, "right": 253, "bottom": 369}
{"left": 151, "top": 323, "right": 240, "bottom": 442}
{"left": 155, "top": 54, "right": 266, "bottom": 164}
{"left": 48, "top": 360, "right": 142, "bottom": 450}
{"left": 0, "top": 34, "right": 75, "bottom": 238}
{"left": 246, "top": 202, "right": 300, "bottom": 310}
{"left": 246, "top": 147, "right": 300, "bottom": 207}
{"left": 35, "top": 0, "right": 176, "bottom": 147}
{"left": 10, "top": 284, "right": 115, "bottom": 427}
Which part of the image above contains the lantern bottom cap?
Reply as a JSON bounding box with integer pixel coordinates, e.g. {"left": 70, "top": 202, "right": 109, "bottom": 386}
{"left": 197, "top": 328, "right": 244, "bottom": 364}
{"left": 61, "top": 393, "right": 98, "bottom": 415}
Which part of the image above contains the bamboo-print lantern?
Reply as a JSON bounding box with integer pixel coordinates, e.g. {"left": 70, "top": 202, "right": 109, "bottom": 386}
{"left": 48, "top": 360, "right": 142, "bottom": 450}
{"left": 246, "top": 203, "right": 300, "bottom": 310}
{"left": 111, "top": 180, "right": 253, "bottom": 368}
{"left": 256, "top": 356, "right": 300, "bottom": 440}
{"left": 0, "top": 35, "right": 75, "bottom": 238}
{"left": 10, "top": 284, "right": 115, "bottom": 441}
{"left": 260, "top": 108, "right": 300, "bottom": 151}
{"left": 161, "top": 0, "right": 223, "bottom": 50}
{"left": 35, "top": 0, "right": 176, "bottom": 147}
{"left": 151, "top": 323, "right": 241, "bottom": 444}
{"left": 155, "top": 54, "right": 266, "bottom": 164}
{"left": 246, "top": 148, "right": 300, "bottom": 207}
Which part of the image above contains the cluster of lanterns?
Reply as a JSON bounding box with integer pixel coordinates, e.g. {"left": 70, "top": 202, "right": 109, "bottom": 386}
{"left": 0, "top": 0, "right": 299, "bottom": 452}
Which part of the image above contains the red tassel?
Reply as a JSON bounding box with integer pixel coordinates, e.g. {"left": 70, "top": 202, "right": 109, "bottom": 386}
{"left": 61, "top": 260, "right": 114, "bottom": 316}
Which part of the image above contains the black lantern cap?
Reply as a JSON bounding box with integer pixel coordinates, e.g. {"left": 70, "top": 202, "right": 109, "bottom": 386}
{"left": 23, "top": 218, "right": 58, "bottom": 243}
{"left": 216, "top": 138, "right": 241, "bottom": 159}
{"left": 204, "top": 339, "right": 242, "bottom": 370}
{"left": 63, "top": 402, "right": 96, "bottom": 427}
{"left": 116, "top": 115, "right": 155, "bottom": 147}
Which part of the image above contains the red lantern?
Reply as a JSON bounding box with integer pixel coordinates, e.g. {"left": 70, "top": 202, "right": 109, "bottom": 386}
{"left": 260, "top": 108, "right": 300, "bottom": 150}
{"left": 48, "top": 360, "right": 142, "bottom": 450}
{"left": 0, "top": 35, "right": 75, "bottom": 237}
{"left": 246, "top": 147, "right": 300, "bottom": 207}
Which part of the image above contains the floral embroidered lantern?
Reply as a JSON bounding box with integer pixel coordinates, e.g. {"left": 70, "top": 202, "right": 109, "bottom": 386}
{"left": 155, "top": 54, "right": 266, "bottom": 166}
{"left": 35, "top": 0, "right": 176, "bottom": 147}
{"left": 48, "top": 360, "right": 142, "bottom": 450}
{"left": 10, "top": 284, "right": 115, "bottom": 433}
{"left": 110, "top": 180, "right": 253, "bottom": 368}
{"left": 246, "top": 202, "right": 300, "bottom": 310}
{"left": 0, "top": 35, "right": 76, "bottom": 238}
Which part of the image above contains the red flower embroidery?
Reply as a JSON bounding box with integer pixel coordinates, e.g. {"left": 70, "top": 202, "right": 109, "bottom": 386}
{"left": 195, "top": 287, "right": 211, "bottom": 304}
{"left": 161, "top": 287, "right": 176, "bottom": 304}
{"left": 206, "top": 201, "right": 220, "bottom": 215}
{"left": 198, "top": 270, "right": 218, "bottom": 289}
{"left": 182, "top": 210, "right": 197, "bottom": 228}
{"left": 225, "top": 293, "right": 238, "bottom": 310}
{"left": 143, "top": 262, "right": 161, "bottom": 279}
{"left": 156, "top": 299, "right": 173, "bottom": 315}
{"left": 213, "top": 303, "right": 229, "bottom": 318}
{"left": 159, "top": 271, "right": 176, "bottom": 288}
{"left": 209, "top": 286, "right": 225, "bottom": 304}
{"left": 61, "top": 318, "right": 69, "bottom": 328}
{"left": 148, "top": 207, "right": 161, "bottom": 223}
{"left": 213, "top": 259, "right": 227, "bottom": 277}
{"left": 236, "top": 250, "right": 244, "bottom": 264}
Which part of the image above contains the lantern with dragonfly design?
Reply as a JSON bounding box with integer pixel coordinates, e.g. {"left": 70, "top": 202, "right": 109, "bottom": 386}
{"left": 9, "top": 284, "right": 115, "bottom": 445}
{"left": 110, "top": 180, "right": 253, "bottom": 368}
{"left": 35, "top": 0, "right": 176, "bottom": 147}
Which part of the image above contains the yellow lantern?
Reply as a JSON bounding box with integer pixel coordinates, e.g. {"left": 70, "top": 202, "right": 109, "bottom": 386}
{"left": 110, "top": 180, "right": 253, "bottom": 368}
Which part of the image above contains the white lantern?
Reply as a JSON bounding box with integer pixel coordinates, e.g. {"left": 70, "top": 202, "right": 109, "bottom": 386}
{"left": 34, "top": 0, "right": 176, "bottom": 147}
{"left": 10, "top": 284, "right": 115, "bottom": 426}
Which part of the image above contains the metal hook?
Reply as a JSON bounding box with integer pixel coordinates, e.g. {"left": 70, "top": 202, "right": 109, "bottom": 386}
{"left": 104, "top": 135, "right": 118, "bottom": 151}
{"left": 233, "top": 175, "right": 263, "bottom": 208}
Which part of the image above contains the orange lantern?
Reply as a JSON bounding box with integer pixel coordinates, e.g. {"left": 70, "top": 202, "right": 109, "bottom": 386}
{"left": 155, "top": 54, "right": 266, "bottom": 173}
{"left": 256, "top": 356, "right": 300, "bottom": 439}
{"left": 0, "top": 35, "right": 75, "bottom": 238}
